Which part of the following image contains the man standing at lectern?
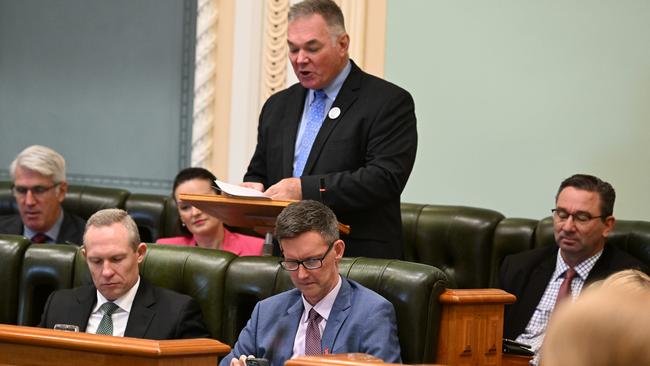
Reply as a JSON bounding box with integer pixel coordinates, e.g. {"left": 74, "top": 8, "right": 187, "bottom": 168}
{"left": 242, "top": 0, "right": 418, "bottom": 259}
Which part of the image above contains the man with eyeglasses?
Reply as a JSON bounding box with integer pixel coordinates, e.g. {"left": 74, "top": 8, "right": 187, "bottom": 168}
{"left": 0, "top": 145, "right": 85, "bottom": 244}
{"left": 498, "top": 174, "right": 646, "bottom": 364}
{"left": 220, "top": 200, "right": 401, "bottom": 366}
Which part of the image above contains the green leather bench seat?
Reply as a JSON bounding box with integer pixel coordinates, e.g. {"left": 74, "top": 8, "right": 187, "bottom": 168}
{"left": 7, "top": 239, "right": 448, "bottom": 364}
{"left": 3, "top": 180, "right": 650, "bottom": 291}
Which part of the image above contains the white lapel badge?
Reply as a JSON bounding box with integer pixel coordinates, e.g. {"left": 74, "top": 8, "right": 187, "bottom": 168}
{"left": 328, "top": 107, "right": 341, "bottom": 119}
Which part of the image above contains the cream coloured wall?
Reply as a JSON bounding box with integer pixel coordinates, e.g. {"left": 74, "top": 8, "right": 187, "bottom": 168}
{"left": 385, "top": 0, "right": 650, "bottom": 220}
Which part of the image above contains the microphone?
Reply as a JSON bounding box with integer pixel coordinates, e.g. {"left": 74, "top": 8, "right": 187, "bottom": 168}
{"left": 262, "top": 232, "right": 273, "bottom": 256}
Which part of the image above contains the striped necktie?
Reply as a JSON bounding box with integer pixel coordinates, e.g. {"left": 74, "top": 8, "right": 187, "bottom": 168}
{"left": 304, "top": 308, "right": 323, "bottom": 355}
{"left": 31, "top": 233, "right": 50, "bottom": 243}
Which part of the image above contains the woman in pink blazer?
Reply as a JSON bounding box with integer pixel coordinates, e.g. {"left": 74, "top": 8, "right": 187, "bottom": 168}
{"left": 156, "top": 167, "right": 263, "bottom": 256}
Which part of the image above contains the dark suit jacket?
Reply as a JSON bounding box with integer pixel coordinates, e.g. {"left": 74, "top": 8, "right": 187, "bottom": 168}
{"left": 244, "top": 60, "right": 417, "bottom": 259}
{"left": 499, "top": 244, "right": 646, "bottom": 339}
{"left": 219, "top": 277, "right": 401, "bottom": 366}
{"left": 38, "top": 278, "right": 210, "bottom": 340}
{"left": 0, "top": 210, "right": 85, "bottom": 245}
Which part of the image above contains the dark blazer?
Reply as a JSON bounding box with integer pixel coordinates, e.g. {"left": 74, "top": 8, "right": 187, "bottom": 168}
{"left": 499, "top": 244, "right": 646, "bottom": 339}
{"left": 38, "top": 278, "right": 210, "bottom": 340}
{"left": 244, "top": 61, "right": 417, "bottom": 259}
{"left": 0, "top": 210, "right": 86, "bottom": 245}
{"left": 219, "top": 277, "right": 401, "bottom": 366}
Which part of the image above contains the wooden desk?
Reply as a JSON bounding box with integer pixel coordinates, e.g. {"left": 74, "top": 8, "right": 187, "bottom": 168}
{"left": 502, "top": 353, "right": 533, "bottom": 366}
{"left": 285, "top": 353, "right": 445, "bottom": 365}
{"left": 0, "top": 324, "right": 230, "bottom": 366}
{"left": 436, "top": 289, "right": 516, "bottom": 366}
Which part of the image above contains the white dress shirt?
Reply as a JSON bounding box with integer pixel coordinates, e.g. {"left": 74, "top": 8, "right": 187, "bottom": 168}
{"left": 291, "top": 275, "right": 342, "bottom": 358}
{"left": 86, "top": 276, "right": 141, "bottom": 336}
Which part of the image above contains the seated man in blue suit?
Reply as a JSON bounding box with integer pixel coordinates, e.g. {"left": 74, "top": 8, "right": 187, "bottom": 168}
{"left": 221, "top": 200, "right": 401, "bottom": 366}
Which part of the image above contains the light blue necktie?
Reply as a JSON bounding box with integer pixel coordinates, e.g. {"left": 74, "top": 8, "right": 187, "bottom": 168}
{"left": 294, "top": 90, "right": 328, "bottom": 177}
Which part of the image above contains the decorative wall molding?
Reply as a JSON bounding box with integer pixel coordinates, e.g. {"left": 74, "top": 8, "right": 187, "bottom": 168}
{"left": 260, "top": 0, "right": 290, "bottom": 104}
{"left": 67, "top": 173, "right": 173, "bottom": 190}
{"left": 0, "top": 170, "right": 172, "bottom": 191}
{"left": 191, "top": 0, "right": 218, "bottom": 168}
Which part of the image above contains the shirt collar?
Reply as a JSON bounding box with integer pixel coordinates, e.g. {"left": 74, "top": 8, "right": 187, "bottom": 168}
{"left": 308, "top": 61, "right": 351, "bottom": 104}
{"left": 92, "top": 276, "right": 141, "bottom": 314}
{"left": 301, "top": 275, "right": 342, "bottom": 322}
{"left": 553, "top": 248, "right": 604, "bottom": 281}
{"left": 23, "top": 209, "right": 64, "bottom": 243}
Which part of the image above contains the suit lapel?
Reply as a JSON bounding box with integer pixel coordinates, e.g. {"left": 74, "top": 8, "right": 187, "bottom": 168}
{"left": 514, "top": 249, "right": 557, "bottom": 333}
{"left": 303, "top": 63, "right": 361, "bottom": 176}
{"left": 322, "top": 278, "right": 352, "bottom": 353}
{"left": 272, "top": 297, "right": 304, "bottom": 366}
{"left": 57, "top": 211, "right": 82, "bottom": 244}
{"left": 585, "top": 245, "right": 614, "bottom": 284}
{"left": 74, "top": 285, "right": 97, "bottom": 331}
{"left": 282, "top": 86, "right": 309, "bottom": 177}
{"left": 124, "top": 279, "right": 156, "bottom": 338}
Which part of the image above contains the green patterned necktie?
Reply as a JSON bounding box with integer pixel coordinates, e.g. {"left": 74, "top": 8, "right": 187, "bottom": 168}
{"left": 96, "top": 302, "right": 119, "bottom": 335}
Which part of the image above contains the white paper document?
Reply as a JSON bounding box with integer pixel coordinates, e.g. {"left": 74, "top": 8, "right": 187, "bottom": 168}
{"left": 214, "top": 180, "right": 270, "bottom": 200}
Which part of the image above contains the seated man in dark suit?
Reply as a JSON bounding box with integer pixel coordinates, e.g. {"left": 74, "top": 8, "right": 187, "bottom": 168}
{"left": 0, "top": 145, "right": 85, "bottom": 244}
{"left": 499, "top": 174, "right": 646, "bottom": 364}
{"left": 221, "top": 200, "right": 401, "bottom": 366}
{"left": 39, "top": 208, "right": 210, "bottom": 340}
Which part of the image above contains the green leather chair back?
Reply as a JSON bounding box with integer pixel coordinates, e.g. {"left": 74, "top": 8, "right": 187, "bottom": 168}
{"left": 0, "top": 235, "right": 31, "bottom": 324}
{"left": 0, "top": 181, "right": 16, "bottom": 215}
{"left": 490, "top": 218, "right": 538, "bottom": 287}
{"left": 63, "top": 185, "right": 129, "bottom": 220}
{"left": 125, "top": 193, "right": 170, "bottom": 243}
{"left": 162, "top": 196, "right": 185, "bottom": 238}
{"left": 401, "top": 203, "right": 504, "bottom": 288}
{"left": 17, "top": 244, "right": 78, "bottom": 326}
{"left": 138, "top": 245, "right": 236, "bottom": 339}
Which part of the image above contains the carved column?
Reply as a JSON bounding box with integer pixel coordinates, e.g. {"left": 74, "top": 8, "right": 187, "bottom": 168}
{"left": 192, "top": 0, "right": 219, "bottom": 168}
{"left": 260, "top": 0, "right": 290, "bottom": 104}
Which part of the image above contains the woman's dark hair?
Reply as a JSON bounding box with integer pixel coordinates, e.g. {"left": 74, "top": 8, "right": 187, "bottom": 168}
{"left": 172, "top": 167, "right": 219, "bottom": 235}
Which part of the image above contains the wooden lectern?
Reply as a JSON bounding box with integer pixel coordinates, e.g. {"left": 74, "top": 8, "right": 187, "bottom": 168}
{"left": 178, "top": 193, "right": 350, "bottom": 235}
{"left": 0, "top": 324, "right": 230, "bottom": 366}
